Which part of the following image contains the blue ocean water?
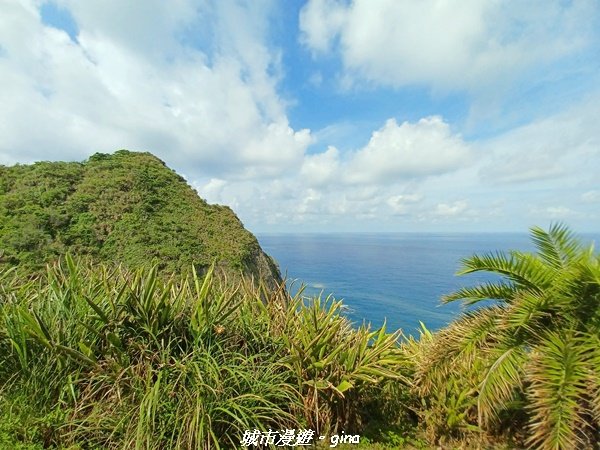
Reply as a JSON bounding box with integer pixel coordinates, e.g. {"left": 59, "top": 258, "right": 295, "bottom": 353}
{"left": 257, "top": 233, "right": 598, "bottom": 336}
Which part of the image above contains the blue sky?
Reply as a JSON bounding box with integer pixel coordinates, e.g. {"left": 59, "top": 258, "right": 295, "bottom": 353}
{"left": 1, "top": 1, "right": 599, "bottom": 233}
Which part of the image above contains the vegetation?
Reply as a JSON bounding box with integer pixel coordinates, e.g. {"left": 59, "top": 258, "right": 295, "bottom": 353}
{"left": 413, "top": 224, "right": 600, "bottom": 448}
{"left": 3, "top": 225, "right": 597, "bottom": 449}
{"left": 0, "top": 150, "right": 279, "bottom": 284}
{"left": 2, "top": 152, "right": 599, "bottom": 449}
{"left": 0, "top": 256, "right": 408, "bottom": 449}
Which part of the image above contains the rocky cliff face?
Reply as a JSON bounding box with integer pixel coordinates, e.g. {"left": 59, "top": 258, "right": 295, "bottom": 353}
{"left": 0, "top": 150, "right": 281, "bottom": 286}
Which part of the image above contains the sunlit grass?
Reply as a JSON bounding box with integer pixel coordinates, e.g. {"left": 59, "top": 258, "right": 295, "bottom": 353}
{"left": 0, "top": 256, "right": 409, "bottom": 449}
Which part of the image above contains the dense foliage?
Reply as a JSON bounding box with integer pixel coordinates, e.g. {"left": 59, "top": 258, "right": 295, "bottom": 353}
{"left": 2, "top": 152, "right": 599, "bottom": 448}
{"left": 413, "top": 224, "right": 600, "bottom": 448}
{"left": 0, "top": 150, "right": 279, "bottom": 283}
{"left": 0, "top": 257, "right": 408, "bottom": 449}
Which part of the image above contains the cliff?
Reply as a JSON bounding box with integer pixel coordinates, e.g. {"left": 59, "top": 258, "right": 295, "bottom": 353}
{"left": 0, "top": 150, "right": 281, "bottom": 285}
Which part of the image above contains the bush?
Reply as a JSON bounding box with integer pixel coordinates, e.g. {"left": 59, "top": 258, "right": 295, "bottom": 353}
{"left": 0, "top": 256, "right": 411, "bottom": 449}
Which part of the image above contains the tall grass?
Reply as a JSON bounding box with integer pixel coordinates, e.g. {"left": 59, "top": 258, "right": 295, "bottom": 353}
{"left": 3, "top": 224, "right": 597, "bottom": 449}
{"left": 282, "top": 295, "right": 408, "bottom": 435}
{"left": 0, "top": 256, "right": 408, "bottom": 449}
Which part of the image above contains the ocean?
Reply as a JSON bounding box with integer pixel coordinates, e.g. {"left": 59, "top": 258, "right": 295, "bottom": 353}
{"left": 257, "top": 233, "right": 598, "bottom": 336}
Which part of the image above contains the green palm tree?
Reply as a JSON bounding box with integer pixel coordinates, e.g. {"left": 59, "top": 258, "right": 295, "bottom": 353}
{"left": 415, "top": 224, "right": 600, "bottom": 449}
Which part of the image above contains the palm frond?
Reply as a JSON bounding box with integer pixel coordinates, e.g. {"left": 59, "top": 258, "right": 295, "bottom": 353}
{"left": 530, "top": 223, "right": 582, "bottom": 269}
{"left": 499, "top": 290, "right": 551, "bottom": 336}
{"left": 526, "top": 331, "right": 592, "bottom": 450}
{"left": 587, "top": 333, "right": 600, "bottom": 427}
{"left": 442, "top": 281, "right": 518, "bottom": 305}
{"left": 419, "top": 225, "right": 600, "bottom": 447}
{"left": 415, "top": 306, "right": 501, "bottom": 395}
{"left": 456, "top": 251, "right": 554, "bottom": 293}
{"left": 477, "top": 341, "right": 527, "bottom": 426}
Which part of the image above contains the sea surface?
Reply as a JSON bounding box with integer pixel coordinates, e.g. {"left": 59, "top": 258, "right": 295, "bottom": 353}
{"left": 257, "top": 233, "right": 598, "bottom": 336}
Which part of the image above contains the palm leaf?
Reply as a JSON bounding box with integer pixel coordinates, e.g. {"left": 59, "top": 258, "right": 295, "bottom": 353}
{"left": 499, "top": 290, "right": 551, "bottom": 336}
{"left": 526, "top": 331, "right": 592, "bottom": 450}
{"left": 477, "top": 341, "right": 527, "bottom": 425}
{"left": 531, "top": 223, "right": 582, "bottom": 269}
{"left": 415, "top": 306, "right": 501, "bottom": 395}
{"left": 587, "top": 334, "right": 600, "bottom": 428}
{"left": 456, "top": 251, "right": 554, "bottom": 293}
{"left": 442, "top": 281, "right": 518, "bottom": 305}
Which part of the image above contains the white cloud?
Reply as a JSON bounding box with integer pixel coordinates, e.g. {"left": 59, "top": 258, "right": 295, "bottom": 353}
{"left": 56, "top": 0, "right": 197, "bottom": 58}
{"left": 0, "top": 0, "right": 311, "bottom": 179}
{"left": 434, "top": 200, "right": 469, "bottom": 217}
{"left": 300, "top": 146, "right": 340, "bottom": 187}
{"left": 299, "top": 0, "right": 597, "bottom": 92}
{"left": 2, "top": 1, "right": 597, "bottom": 233}
{"left": 345, "top": 117, "right": 470, "bottom": 183}
{"left": 387, "top": 193, "right": 423, "bottom": 215}
{"left": 298, "top": 188, "right": 323, "bottom": 215}
{"left": 193, "top": 80, "right": 598, "bottom": 232}
{"left": 296, "top": 116, "right": 470, "bottom": 190}
{"left": 292, "top": 115, "right": 471, "bottom": 196}
{"left": 299, "top": 0, "right": 347, "bottom": 53}
{"left": 546, "top": 206, "right": 575, "bottom": 218}
{"left": 196, "top": 178, "right": 227, "bottom": 204}
{"left": 345, "top": 187, "right": 381, "bottom": 202}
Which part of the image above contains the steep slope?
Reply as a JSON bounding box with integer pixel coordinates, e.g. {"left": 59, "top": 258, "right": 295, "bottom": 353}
{"left": 0, "top": 150, "right": 280, "bottom": 285}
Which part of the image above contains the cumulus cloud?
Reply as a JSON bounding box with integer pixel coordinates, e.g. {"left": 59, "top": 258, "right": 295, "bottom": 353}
{"left": 299, "top": 0, "right": 347, "bottom": 53}
{"left": 300, "top": 146, "right": 340, "bottom": 187}
{"left": 0, "top": 0, "right": 311, "bottom": 179}
{"left": 196, "top": 178, "right": 228, "bottom": 204}
{"left": 191, "top": 111, "right": 479, "bottom": 230}
{"left": 296, "top": 116, "right": 470, "bottom": 190}
{"left": 345, "top": 117, "right": 470, "bottom": 183}
{"left": 299, "top": 0, "right": 598, "bottom": 92}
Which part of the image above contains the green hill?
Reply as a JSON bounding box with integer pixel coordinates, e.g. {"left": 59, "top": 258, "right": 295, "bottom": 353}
{"left": 0, "top": 150, "right": 280, "bottom": 284}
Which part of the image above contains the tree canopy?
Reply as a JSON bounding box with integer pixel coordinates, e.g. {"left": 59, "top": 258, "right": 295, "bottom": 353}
{"left": 0, "top": 150, "right": 279, "bottom": 283}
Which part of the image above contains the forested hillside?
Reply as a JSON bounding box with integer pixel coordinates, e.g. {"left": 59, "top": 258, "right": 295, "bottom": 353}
{"left": 0, "top": 150, "right": 279, "bottom": 284}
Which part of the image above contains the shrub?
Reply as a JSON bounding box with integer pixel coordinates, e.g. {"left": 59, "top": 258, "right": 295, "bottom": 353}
{"left": 0, "top": 256, "right": 410, "bottom": 448}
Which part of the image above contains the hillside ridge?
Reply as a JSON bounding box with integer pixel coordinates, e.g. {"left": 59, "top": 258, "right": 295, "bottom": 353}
{"left": 0, "top": 149, "right": 281, "bottom": 285}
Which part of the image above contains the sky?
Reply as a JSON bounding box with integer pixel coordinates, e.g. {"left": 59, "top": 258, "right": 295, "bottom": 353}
{"left": 1, "top": 0, "right": 599, "bottom": 233}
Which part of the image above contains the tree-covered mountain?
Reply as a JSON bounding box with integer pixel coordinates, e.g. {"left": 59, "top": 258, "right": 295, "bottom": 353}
{"left": 0, "top": 150, "right": 280, "bottom": 284}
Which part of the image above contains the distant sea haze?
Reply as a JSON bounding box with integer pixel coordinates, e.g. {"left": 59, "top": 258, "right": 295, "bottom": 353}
{"left": 257, "top": 233, "right": 599, "bottom": 335}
